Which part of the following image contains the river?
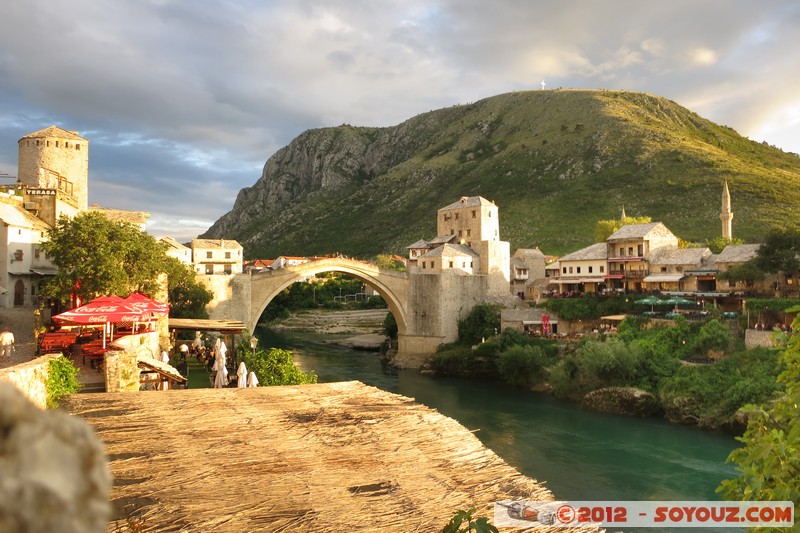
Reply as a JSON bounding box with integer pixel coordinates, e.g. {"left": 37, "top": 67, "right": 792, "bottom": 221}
{"left": 257, "top": 327, "right": 744, "bottom": 531}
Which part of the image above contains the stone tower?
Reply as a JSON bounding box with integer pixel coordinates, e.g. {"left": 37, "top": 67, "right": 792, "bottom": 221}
{"left": 436, "top": 196, "right": 510, "bottom": 296}
{"left": 17, "top": 126, "right": 89, "bottom": 226}
{"left": 18, "top": 126, "right": 89, "bottom": 212}
{"left": 720, "top": 181, "right": 733, "bottom": 239}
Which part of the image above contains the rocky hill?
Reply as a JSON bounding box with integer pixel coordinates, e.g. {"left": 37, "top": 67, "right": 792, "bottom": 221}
{"left": 202, "top": 89, "right": 800, "bottom": 257}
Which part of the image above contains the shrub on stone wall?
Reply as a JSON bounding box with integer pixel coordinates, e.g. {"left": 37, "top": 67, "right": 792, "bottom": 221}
{"left": 46, "top": 356, "right": 81, "bottom": 408}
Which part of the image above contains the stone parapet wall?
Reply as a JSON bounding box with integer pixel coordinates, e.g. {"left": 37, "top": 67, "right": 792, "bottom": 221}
{"left": 745, "top": 329, "right": 779, "bottom": 349}
{"left": 104, "top": 332, "right": 160, "bottom": 392}
{"left": 0, "top": 353, "right": 60, "bottom": 409}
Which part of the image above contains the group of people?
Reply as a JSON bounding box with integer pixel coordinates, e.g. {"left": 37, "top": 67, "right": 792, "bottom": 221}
{"left": 753, "top": 322, "right": 792, "bottom": 332}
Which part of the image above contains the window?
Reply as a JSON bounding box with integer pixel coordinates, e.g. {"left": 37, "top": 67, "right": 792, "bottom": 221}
{"left": 661, "top": 267, "right": 667, "bottom": 273}
{"left": 449, "top": 261, "right": 454, "bottom": 268}
{"left": 576, "top": 267, "right": 581, "bottom": 274}
{"left": 466, "top": 229, "right": 471, "bottom": 237}
{"left": 65, "top": 142, "right": 69, "bottom": 148}
{"left": 205, "top": 264, "right": 214, "bottom": 275}
{"left": 206, "top": 251, "right": 213, "bottom": 259}
{"left": 458, "top": 230, "right": 463, "bottom": 237}
{"left": 563, "top": 267, "right": 567, "bottom": 274}
{"left": 588, "top": 266, "right": 593, "bottom": 273}
{"left": 600, "top": 266, "right": 605, "bottom": 273}
{"left": 619, "top": 247, "right": 624, "bottom": 256}
{"left": 422, "top": 261, "right": 426, "bottom": 269}
{"left": 470, "top": 261, "right": 474, "bottom": 268}
{"left": 455, "top": 213, "right": 459, "bottom": 220}
{"left": 55, "top": 141, "right": 59, "bottom": 147}
{"left": 223, "top": 264, "right": 232, "bottom": 274}
{"left": 676, "top": 266, "right": 683, "bottom": 272}
{"left": 628, "top": 247, "right": 633, "bottom": 256}
{"left": 638, "top": 244, "right": 643, "bottom": 256}
{"left": 34, "top": 247, "right": 40, "bottom": 259}
{"left": 431, "top": 261, "right": 435, "bottom": 268}
{"left": 472, "top": 210, "right": 476, "bottom": 218}
{"left": 568, "top": 266, "right": 573, "bottom": 274}
{"left": 76, "top": 144, "right": 81, "bottom": 150}
{"left": 225, "top": 251, "right": 231, "bottom": 259}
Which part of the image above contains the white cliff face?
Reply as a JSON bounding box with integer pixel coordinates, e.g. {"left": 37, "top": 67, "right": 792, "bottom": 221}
{"left": 0, "top": 383, "right": 111, "bottom": 533}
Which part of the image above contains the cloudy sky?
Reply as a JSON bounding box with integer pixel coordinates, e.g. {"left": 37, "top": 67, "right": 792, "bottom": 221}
{"left": 1, "top": 1, "right": 798, "bottom": 241}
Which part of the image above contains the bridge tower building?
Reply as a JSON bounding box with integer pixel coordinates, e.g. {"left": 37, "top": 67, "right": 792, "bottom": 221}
{"left": 437, "top": 196, "right": 510, "bottom": 294}
{"left": 17, "top": 126, "right": 89, "bottom": 225}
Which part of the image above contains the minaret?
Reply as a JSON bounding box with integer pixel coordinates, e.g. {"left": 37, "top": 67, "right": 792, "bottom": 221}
{"left": 720, "top": 181, "right": 733, "bottom": 239}
{"left": 620, "top": 205, "right": 627, "bottom": 221}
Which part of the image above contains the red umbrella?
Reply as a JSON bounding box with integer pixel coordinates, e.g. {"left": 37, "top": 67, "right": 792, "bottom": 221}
{"left": 52, "top": 296, "right": 151, "bottom": 325}
{"left": 123, "top": 293, "right": 169, "bottom": 317}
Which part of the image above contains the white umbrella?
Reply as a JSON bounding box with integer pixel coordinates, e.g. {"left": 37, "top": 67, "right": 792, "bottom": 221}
{"left": 236, "top": 362, "right": 248, "bottom": 388}
{"left": 247, "top": 371, "right": 259, "bottom": 387}
{"left": 213, "top": 350, "right": 227, "bottom": 388}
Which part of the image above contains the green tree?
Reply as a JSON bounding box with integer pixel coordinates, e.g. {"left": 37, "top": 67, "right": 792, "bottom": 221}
{"left": 40, "top": 212, "right": 212, "bottom": 318}
{"left": 717, "top": 309, "right": 799, "bottom": 528}
{"left": 41, "top": 212, "right": 167, "bottom": 303}
{"left": 375, "top": 253, "right": 407, "bottom": 272}
{"left": 706, "top": 236, "right": 744, "bottom": 254}
{"left": 242, "top": 346, "right": 318, "bottom": 386}
{"left": 716, "top": 259, "right": 765, "bottom": 285}
{"left": 457, "top": 304, "right": 501, "bottom": 345}
{"left": 163, "top": 257, "right": 213, "bottom": 318}
{"left": 595, "top": 215, "right": 652, "bottom": 242}
{"left": 757, "top": 229, "right": 800, "bottom": 274}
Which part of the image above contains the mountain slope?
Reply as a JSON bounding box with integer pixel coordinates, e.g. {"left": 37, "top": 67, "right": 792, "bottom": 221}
{"left": 202, "top": 89, "right": 800, "bottom": 258}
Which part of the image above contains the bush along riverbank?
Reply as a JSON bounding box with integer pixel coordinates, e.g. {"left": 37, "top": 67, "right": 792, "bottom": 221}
{"left": 431, "top": 305, "right": 787, "bottom": 433}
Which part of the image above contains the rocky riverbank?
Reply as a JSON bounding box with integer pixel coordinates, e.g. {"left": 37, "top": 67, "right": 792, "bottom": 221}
{"left": 269, "top": 308, "right": 389, "bottom": 350}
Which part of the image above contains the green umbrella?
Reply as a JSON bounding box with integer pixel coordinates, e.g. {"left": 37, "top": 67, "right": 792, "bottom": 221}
{"left": 635, "top": 296, "right": 664, "bottom": 312}
{"left": 661, "top": 296, "right": 694, "bottom": 311}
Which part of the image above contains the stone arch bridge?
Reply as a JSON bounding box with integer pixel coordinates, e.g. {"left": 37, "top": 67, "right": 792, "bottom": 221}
{"left": 205, "top": 257, "right": 491, "bottom": 367}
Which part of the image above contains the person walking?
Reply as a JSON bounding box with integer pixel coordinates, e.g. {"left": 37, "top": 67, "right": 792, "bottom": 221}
{"left": 0, "top": 328, "right": 15, "bottom": 360}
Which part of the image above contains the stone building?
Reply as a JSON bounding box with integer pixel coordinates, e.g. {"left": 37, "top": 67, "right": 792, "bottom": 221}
{"left": 645, "top": 247, "right": 713, "bottom": 292}
{"left": 159, "top": 236, "right": 192, "bottom": 265}
{"left": 510, "top": 248, "right": 546, "bottom": 299}
{"left": 17, "top": 126, "right": 89, "bottom": 223}
{"left": 605, "top": 222, "right": 680, "bottom": 292}
{"left": 191, "top": 239, "right": 243, "bottom": 276}
{"left": 552, "top": 242, "right": 608, "bottom": 294}
{"left": 0, "top": 201, "right": 54, "bottom": 307}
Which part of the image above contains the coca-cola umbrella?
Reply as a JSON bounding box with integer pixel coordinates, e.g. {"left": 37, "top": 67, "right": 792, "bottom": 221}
{"left": 123, "top": 293, "right": 170, "bottom": 317}
{"left": 52, "top": 295, "right": 155, "bottom": 348}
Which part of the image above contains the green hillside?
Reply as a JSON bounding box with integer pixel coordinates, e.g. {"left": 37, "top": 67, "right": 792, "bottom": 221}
{"left": 203, "top": 89, "right": 800, "bottom": 258}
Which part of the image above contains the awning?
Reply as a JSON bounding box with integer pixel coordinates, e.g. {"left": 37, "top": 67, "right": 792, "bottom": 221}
{"left": 168, "top": 318, "right": 246, "bottom": 333}
{"left": 549, "top": 277, "right": 604, "bottom": 285}
{"left": 30, "top": 268, "right": 59, "bottom": 276}
{"left": 643, "top": 274, "right": 685, "bottom": 283}
{"left": 603, "top": 274, "right": 624, "bottom": 279}
{"left": 522, "top": 319, "right": 559, "bottom": 325}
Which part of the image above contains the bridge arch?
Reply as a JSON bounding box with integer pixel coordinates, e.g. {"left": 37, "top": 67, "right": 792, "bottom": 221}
{"left": 247, "top": 258, "right": 408, "bottom": 338}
